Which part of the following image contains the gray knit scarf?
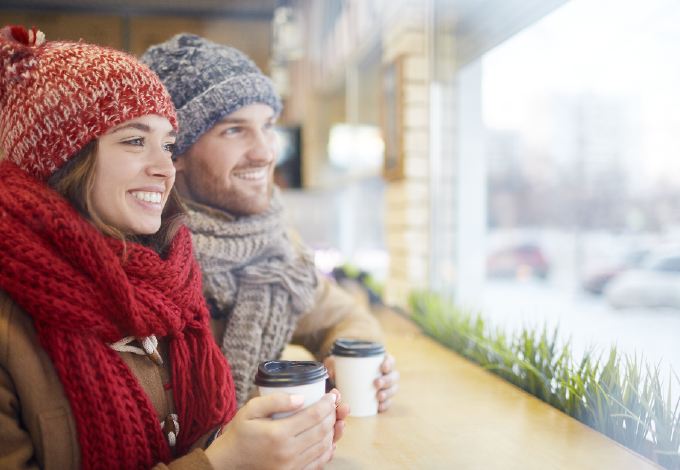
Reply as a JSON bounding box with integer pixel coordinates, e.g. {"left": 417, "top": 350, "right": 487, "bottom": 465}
{"left": 186, "top": 188, "right": 318, "bottom": 407}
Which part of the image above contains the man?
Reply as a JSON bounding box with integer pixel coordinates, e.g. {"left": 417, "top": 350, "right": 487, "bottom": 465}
{"left": 142, "top": 34, "right": 399, "bottom": 409}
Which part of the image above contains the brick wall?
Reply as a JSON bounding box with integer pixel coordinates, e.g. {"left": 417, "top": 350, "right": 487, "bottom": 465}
{"left": 294, "top": 0, "right": 434, "bottom": 307}
{"left": 381, "top": 0, "right": 431, "bottom": 307}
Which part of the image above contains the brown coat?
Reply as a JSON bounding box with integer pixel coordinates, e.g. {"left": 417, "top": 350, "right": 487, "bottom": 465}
{"left": 0, "top": 290, "right": 216, "bottom": 470}
{"left": 286, "top": 228, "right": 384, "bottom": 360}
{"left": 291, "top": 273, "right": 383, "bottom": 360}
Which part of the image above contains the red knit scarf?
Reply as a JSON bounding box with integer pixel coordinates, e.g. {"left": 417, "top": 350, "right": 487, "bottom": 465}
{"left": 0, "top": 160, "right": 237, "bottom": 469}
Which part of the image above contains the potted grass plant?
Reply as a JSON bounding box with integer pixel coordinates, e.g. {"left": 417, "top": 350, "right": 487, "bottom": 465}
{"left": 408, "top": 291, "right": 680, "bottom": 469}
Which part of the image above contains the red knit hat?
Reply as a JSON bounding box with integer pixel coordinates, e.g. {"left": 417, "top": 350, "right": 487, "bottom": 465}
{"left": 0, "top": 25, "right": 178, "bottom": 180}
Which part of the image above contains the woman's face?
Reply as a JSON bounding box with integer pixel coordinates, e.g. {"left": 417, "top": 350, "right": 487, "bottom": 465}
{"left": 92, "top": 114, "right": 177, "bottom": 235}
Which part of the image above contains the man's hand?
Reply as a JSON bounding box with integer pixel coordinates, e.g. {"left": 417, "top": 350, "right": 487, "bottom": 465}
{"left": 324, "top": 353, "right": 400, "bottom": 412}
{"left": 375, "top": 354, "right": 399, "bottom": 412}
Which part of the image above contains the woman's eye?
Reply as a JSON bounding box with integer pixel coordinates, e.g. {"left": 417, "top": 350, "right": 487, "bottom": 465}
{"left": 123, "top": 137, "right": 144, "bottom": 146}
{"left": 163, "top": 143, "right": 177, "bottom": 154}
{"left": 263, "top": 122, "right": 273, "bottom": 131}
{"left": 223, "top": 127, "right": 240, "bottom": 135}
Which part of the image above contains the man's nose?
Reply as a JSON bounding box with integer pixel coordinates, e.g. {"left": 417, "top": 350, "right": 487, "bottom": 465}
{"left": 247, "top": 130, "right": 277, "bottom": 163}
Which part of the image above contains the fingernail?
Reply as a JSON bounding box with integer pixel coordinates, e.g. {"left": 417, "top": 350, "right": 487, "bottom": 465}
{"left": 332, "top": 393, "right": 338, "bottom": 404}
{"left": 290, "top": 394, "right": 305, "bottom": 406}
{"left": 342, "top": 421, "right": 347, "bottom": 429}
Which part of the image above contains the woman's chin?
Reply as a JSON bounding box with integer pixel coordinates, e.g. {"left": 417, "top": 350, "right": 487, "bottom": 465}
{"left": 115, "top": 218, "right": 162, "bottom": 236}
{"left": 135, "top": 222, "right": 162, "bottom": 236}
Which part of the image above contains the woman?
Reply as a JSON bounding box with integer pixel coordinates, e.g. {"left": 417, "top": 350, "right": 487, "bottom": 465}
{"left": 0, "top": 26, "right": 347, "bottom": 470}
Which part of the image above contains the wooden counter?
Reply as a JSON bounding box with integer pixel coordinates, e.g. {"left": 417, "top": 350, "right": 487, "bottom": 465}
{"left": 325, "top": 307, "right": 662, "bottom": 470}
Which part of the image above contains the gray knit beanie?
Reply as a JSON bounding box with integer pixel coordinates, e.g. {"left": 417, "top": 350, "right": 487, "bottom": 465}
{"left": 141, "top": 34, "right": 283, "bottom": 156}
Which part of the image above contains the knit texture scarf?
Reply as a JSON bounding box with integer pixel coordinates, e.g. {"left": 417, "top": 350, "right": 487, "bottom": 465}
{"left": 188, "top": 188, "right": 318, "bottom": 407}
{"left": 0, "top": 160, "right": 237, "bottom": 469}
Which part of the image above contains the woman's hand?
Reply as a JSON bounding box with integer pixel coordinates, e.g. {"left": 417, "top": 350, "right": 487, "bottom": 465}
{"left": 328, "top": 388, "right": 350, "bottom": 447}
{"left": 323, "top": 354, "right": 400, "bottom": 412}
{"left": 205, "top": 392, "right": 338, "bottom": 470}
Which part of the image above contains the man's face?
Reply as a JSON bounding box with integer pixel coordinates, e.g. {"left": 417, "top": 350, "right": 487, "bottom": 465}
{"left": 175, "top": 103, "right": 278, "bottom": 216}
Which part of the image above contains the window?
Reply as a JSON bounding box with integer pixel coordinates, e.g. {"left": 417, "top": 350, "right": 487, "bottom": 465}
{"left": 480, "top": 0, "right": 680, "bottom": 381}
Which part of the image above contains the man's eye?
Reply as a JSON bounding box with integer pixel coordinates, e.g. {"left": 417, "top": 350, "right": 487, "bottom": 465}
{"left": 223, "top": 127, "right": 240, "bottom": 135}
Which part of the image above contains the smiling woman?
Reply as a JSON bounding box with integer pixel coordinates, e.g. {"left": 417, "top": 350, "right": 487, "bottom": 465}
{"left": 0, "top": 24, "right": 236, "bottom": 469}
{"left": 94, "top": 116, "right": 178, "bottom": 234}
{"left": 47, "top": 118, "right": 186, "bottom": 254}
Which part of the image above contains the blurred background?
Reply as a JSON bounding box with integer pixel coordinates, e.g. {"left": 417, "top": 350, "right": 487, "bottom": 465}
{"left": 3, "top": 0, "right": 680, "bottom": 374}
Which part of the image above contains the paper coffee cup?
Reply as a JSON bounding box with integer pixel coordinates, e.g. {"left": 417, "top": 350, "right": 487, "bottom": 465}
{"left": 331, "top": 339, "right": 386, "bottom": 417}
{"left": 254, "top": 361, "right": 329, "bottom": 419}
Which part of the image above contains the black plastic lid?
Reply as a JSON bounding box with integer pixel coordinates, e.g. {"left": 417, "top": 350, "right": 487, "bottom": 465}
{"left": 331, "top": 339, "right": 386, "bottom": 358}
{"left": 253, "top": 361, "right": 329, "bottom": 387}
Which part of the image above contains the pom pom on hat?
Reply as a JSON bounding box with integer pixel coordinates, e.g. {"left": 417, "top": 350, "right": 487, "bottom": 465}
{"left": 0, "top": 25, "right": 177, "bottom": 180}
{"left": 2, "top": 25, "right": 45, "bottom": 46}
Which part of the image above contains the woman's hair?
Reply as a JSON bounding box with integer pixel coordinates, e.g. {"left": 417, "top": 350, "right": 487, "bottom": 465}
{"left": 46, "top": 139, "right": 188, "bottom": 256}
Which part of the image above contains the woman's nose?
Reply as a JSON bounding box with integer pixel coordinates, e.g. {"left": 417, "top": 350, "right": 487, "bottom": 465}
{"left": 149, "top": 145, "right": 176, "bottom": 178}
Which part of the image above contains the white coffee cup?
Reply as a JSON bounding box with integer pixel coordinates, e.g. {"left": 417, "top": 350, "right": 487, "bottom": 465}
{"left": 331, "top": 339, "right": 386, "bottom": 417}
{"left": 254, "top": 361, "right": 328, "bottom": 419}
